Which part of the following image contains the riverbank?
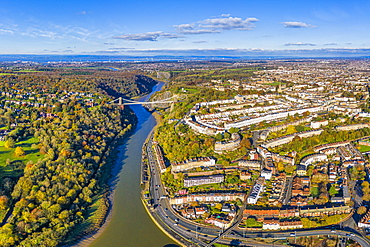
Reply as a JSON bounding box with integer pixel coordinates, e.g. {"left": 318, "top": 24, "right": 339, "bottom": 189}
{"left": 65, "top": 112, "right": 138, "bottom": 247}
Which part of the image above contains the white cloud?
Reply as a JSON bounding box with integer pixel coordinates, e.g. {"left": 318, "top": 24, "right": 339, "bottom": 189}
{"left": 282, "top": 21, "right": 315, "bottom": 28}
{"left": 0, "top": 28, "right": 14, "bottom": 34}
{"left": 201, "top": 17, "right": 259, "bottom": 30}
{"left": 174, "top": 24, "right": 219, "bottom": 34}
{"left": 114, "top": 31, "right": 182, "bottom": 41}
{"left": 175, "top": 16, "right": 258, "bottom": 34}
{"left": 285, "top": 42, "right": 316, "bottom": 46}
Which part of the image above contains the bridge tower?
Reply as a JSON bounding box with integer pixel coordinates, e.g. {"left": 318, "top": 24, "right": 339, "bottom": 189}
{"left": 118, "top": 97, "right": 125, "bottom": 110}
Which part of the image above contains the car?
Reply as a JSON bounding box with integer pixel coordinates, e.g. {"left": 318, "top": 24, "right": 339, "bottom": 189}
{"left": 290, "top": 232, "right": 296, "bottom": 237}
{"left": 350, "top": 233, "right": 355, "bottom": 236}
{"left": 165, "top": 208, "right": 168, "bottom": 210}
{"left": 331, "top": 229, "right": 336, "bottom": 233}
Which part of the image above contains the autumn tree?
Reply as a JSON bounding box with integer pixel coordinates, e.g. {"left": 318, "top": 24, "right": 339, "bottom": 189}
{"left": 357, "top": 206, "right": 367, "bottom": 215}
{"left": 4, "top": 138, "right": 15, "bottom": 149}
{"left": 14, "top": 146, "right": 25, "bottom": 157}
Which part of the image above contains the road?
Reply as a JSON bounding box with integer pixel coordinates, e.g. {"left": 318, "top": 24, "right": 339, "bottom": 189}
{"left": 282, "top": 176, "right": 294, "bottom": 205}
{"left": 144, "top": 136, "right": 370, "bottom": 247}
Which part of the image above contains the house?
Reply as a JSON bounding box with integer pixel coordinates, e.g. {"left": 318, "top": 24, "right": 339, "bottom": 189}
{"left": 240, "top": 170, "right": 252, "bottom": 180}
{"left": 310, "top": 120, "right": 329, "bottom": 129}
{"left": 296, "top": 165, "right": 306, "bottom": 176}
{"left": 261, "top": 169, "right": 272, "bottom": 180}
{"left": 171, "top": 157, "right": 216, "bottom": 173}
{"left": 184, "top": 174, "right": 224, "bottom": 187}
{"left": 205, "top": 214, "right": 232, "bottom": 228}
{"left": 359, "top": 211, "right": 370, "bottom": 228}
{"left": 262, "top": 218, "right": 280, "bottom": 230}
{"left": 279, "top": 219, "right": 303, "bottom": 230}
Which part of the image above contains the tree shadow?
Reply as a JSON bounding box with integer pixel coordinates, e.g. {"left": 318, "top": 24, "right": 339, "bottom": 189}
{"left": 25, "top": 149, "right": 39, "bottom": 155}
{"left": 19, "top": 143, "right": 32, "bottom": 148}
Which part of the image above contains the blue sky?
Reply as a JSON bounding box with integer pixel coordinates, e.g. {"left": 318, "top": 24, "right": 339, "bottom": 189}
{"left": 1, "top": 0, "right": 370, "bottom": 56}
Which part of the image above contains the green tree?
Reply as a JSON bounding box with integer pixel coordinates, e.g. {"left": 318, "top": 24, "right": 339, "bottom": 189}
{"left": 215, "top": 133, "right": 223, "bottom": 141}
{"left": 229, "top": 127, "right": 239, "bottom": 134}
{"left": 328, "top": 185, "right": 338, "bottom": 196}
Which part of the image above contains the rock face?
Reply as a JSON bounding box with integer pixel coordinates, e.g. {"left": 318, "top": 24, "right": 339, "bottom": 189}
{"left": 149, "top": 90, "right": 174, "bottom": 109}
{"left": 98, "top": 74, "right": 158, "bottom": 98}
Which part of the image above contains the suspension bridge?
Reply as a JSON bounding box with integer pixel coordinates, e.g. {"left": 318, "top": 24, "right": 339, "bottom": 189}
{"left": 109, "top": 95, "right": 180, "bottom": 106}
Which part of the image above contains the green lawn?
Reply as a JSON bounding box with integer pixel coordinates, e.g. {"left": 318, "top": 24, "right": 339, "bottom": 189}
{"left": 184, "top": 88, "right": 199, "bottom": 93}
{"left": 17, "top": 69, "right": 42, "bottom": 72}
{"left": 0, "top": 137, "right": 43, "bottom": 179}
{"left": 359, "top": 145, "right": 370, "bottom": 153}
{"left": 265, "top": 81, "right": 284, "bottom": 86}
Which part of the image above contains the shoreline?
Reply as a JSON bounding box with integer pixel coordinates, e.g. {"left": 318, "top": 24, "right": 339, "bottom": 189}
{"left": 71, "top": 129, "right": 136, "bottom": 247}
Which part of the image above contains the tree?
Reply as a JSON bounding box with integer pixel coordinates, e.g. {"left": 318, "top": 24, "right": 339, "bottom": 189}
{"left": 14, "top": 146, "right": 25, "bottom": 157}
{"left": 286, "top": 125, "right": 296, "bottom": 135}
{"left": 284, "top": 164, "right": 294, "bottom": 174}
{"left": 215, "top": 203, "right": 223, "bottom": 210}
{"left": 229, "top": 127, "right": 239, "bottom": 134}
{"left": 4, "top": 138, "right": 15, "bottom": 149}
{"left": 357, "top": 206, "right": 367, "bottom": 215}
{"left": 240, "top": 137, "right": 251, "bottom": 149}
{"left": 0, "top": 196, "right": 9, "bottom": 210}
{"left": 328, "top": 185, "right": 338, "bottom": 196}
{"left": 276, "top": 162, "right": 285, "bottom": 172}
{"left": 215, "top": 133, "right": 223, "bottom": 141}
{"left": 224, "top": 132, "right": 231, "bottom": 139}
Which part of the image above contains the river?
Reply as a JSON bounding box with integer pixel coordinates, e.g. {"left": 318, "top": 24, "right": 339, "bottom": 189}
{"left": 90, "top": 82, "right": 179, "bottom": 247}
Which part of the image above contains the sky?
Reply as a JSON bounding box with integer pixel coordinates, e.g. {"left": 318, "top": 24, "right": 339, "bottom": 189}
{"left": 1, "top": 0, "right": 370, "bottom": 57}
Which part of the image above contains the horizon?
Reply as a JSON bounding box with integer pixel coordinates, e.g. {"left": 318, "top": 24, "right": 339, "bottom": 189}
{"left": 0, "top": 53, "right": 370, "bottom": 63}
{"left": 1, "top": 0, "right": 370, "bottom": 57}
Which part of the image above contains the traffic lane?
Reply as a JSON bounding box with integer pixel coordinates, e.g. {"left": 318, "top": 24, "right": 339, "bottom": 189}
{"left": 232, "top": 229, "right": 370, "bottom": 247}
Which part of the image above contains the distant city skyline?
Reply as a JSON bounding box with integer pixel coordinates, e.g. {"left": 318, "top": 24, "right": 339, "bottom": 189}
{"left": 1, "top": 0, "right": 370, "bottom": 56}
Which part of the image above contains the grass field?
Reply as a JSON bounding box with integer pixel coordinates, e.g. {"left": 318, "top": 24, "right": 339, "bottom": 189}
{"left": 359, "top": 145, "right": 370, "bottom": 153}
{"left": 0, "top": 136, "right": 43, "bottom": 179}
{"left": 184, "top": 88, "right": 199, "bottom": 93}
{"left": 17, "top": 69, "right": 42, "bottom": 72}
{"left": 265, "top": 81, "right": 285, "bottom": 86}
